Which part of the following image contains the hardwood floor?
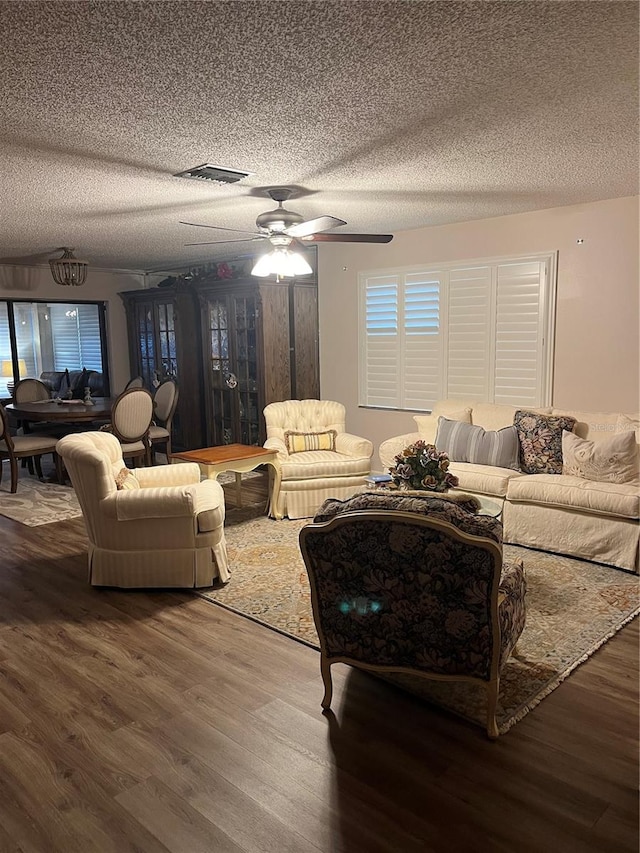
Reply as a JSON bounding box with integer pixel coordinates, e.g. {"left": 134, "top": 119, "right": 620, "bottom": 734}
{"left": 0, "top": 472, "right": 637, "bottom": 852}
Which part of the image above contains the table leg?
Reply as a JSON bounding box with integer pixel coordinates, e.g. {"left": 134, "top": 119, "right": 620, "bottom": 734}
{"left": 235, "top": 472, "right": 243, "bottom": 507}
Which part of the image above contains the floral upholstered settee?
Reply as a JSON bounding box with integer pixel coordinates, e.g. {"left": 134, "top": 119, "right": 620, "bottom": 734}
{"left": 379, "top": 400, "right": 640, "bottom": 572}
{"left": 299, "top": 492, "right": 527, "bottom": 738}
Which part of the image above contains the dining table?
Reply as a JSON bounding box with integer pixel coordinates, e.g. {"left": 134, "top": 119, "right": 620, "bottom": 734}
{"left": 6, "top": 397, "right": 115, "bottom": 427}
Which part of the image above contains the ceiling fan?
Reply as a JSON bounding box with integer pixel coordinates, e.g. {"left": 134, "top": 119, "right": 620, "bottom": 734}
{"left": 179, "top": 187, "right": 394, "bottom": 250}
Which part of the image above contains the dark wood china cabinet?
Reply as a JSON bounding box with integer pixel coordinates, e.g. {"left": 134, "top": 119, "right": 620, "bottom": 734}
{"left": 119, "top": 268, "right": 319, "bottom": 450}
{"left": 119, "top": 284, "right": 205, "bottom": 451}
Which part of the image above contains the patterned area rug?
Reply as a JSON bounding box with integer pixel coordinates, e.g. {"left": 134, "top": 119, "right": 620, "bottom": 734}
{"left": 0, "top": 468, "right": 260, "bottom": 527}
{"left": 198, "top": 509, "right": 639, "bottom": 734}
{"left": 0, "top": 475, "right": 82, "bottom": 526}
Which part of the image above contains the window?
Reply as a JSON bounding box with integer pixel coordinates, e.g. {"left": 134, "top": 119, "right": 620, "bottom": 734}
{"left": 359, "top": 253, "right": 556, "bottom": 411}
{"left": 0, "top": 300, "right": 109, "bottom": 397}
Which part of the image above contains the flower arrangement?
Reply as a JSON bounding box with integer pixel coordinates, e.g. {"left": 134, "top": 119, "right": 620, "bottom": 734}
{"left": 388, "top": 440, "right": 459, "bottom": 492}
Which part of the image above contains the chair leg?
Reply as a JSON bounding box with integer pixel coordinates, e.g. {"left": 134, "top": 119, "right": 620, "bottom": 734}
{"left": 486, "top": 677, "right": 500, "bottom": 740}
{"left": 54, "top": 452, "right": 64, "bottom": 485}
{"left": 320, "top": 655, "right": 333, "bottom": 710}
{"left": 33, "top": 455, "right": 43, "bottom": 480}
{"left": 10, "top": 456, "right": 18, "bottom": 493}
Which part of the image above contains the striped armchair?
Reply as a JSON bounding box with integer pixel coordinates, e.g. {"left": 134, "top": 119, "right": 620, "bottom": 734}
{"left": 57, "top": 431, "right": 229, "bottom": 588}
{"left": 263, "top": 399, "right": 373, "bottom": 519}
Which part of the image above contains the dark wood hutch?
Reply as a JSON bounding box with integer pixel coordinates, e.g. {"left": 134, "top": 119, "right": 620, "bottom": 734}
{"left": 119, "top": 262, "right": 319, "bottom": 452}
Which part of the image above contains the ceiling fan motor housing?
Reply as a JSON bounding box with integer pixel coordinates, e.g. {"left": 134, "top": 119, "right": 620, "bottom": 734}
{"left": 256, "top": 206, "right": 304, "bottom": 233}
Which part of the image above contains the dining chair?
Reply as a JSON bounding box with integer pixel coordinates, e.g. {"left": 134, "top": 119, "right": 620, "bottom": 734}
{"left": 13, "top": 378, "right": 51, "bottom": 403}
{"left": 101, "top": 388, "right": 154, "bottom": 466}
{"left": 124, "top": 376, "right": 144, "bottom": 390}
{"left": 149, "top": 379, "right": 179, "bottom": 462}
{"left": 0, "top": 403, "right": 62, "bottom": 492}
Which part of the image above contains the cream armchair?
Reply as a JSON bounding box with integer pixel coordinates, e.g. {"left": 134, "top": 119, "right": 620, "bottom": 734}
{"left": 263, "top": 399, "right": 373, "bottom": 519}
{"left": 57, "top": 431, "right": 229, "bottom": 588}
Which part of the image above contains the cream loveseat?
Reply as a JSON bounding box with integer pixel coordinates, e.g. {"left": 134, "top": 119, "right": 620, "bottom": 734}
{"left": 264, "top": 399, "right": 373, "bottom": 519}
{"left": 57, "top": 431, "right": 230, "bottom": 588}
{"left": 379, "top": 400, "right": 640, "bottom": 573}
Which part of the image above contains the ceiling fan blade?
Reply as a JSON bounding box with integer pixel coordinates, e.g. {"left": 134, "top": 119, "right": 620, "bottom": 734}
{"left": 185, "top": 236, "right": 265, "bottom": 246}
{"left": 285, "top": 215, "right": 347, "bottom": 238}
{"left": 300, "top": 233, "right": 393, "bottom": 244}
{"left": 180, "top": 220, "right": 261, "bottom": 236}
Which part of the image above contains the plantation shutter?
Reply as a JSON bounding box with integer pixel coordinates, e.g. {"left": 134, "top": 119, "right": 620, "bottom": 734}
{"left": 402, "top": 272, "right": 442, "bottom": 410}
{"left": 494, "top": 260, "right": 546, "bottom": 407}
{"left": 446, "top": 266, "right": 493, "bottom": 400}
{"left": 50, "top": 304, "right": 81, "bottom": 370}
{"left": 359, "top": 252, "right": 555, "bottom": 410}
{"left": 50, "top": 303, "right": 103, "bottom": 372}
{"left": 77, "top": 304, "right": 103, "bottom": 370}
{"left": 361, "top": 275, "right": 399, "bottom": 407}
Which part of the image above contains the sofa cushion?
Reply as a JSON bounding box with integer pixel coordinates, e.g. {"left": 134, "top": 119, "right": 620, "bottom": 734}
{"left": 435, "top": 418, "right": 520, "bottom": 470}
{"left": 280, "top": 450, "right": 371, "bottom": 480}
{"left": 506, "top": 474, "right": 640, "bottom": 520}
{"left": 551, "top": 408, "right": 619, "bottom": 442}
{"left": 471, "top": 402, "right": 551, "bottom": 432}
{"left": 413, "top": 408, "right": 471, "bottom": 443}
{"left": 449, "top": 462, "right": 525, "bottom": 498}
{"left": 514, "top": 410, "right": 577, "bottom": 474}
{"left": 562, "top": 430, "right": 639, "bottom": 485}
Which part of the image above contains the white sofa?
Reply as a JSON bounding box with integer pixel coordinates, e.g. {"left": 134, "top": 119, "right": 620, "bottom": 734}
{"left": 379, "top": 400, "right": 639, "bottom": 573}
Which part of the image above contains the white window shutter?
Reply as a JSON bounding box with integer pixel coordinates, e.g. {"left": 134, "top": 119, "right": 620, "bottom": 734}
{"left": 446, "top": 266, "right": 492, "bottom": 400}
{"left": 494, "top": 261, "right": 545, "bottom": 407}
{"left": 402, "top": 273, "right": 442, "bottom": 410}
{"left": 361, "top": 276, "right": 400, "bottom": 408}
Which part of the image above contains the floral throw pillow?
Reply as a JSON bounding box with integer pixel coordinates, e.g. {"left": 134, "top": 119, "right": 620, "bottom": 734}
{"left": 514, "top": 410, "right": 577, "bottom": 474}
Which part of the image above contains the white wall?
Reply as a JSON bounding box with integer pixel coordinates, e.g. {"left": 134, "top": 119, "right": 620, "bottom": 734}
{"left": 318, "top": 196, "right": 639, "bottom": 464}
{"left": 0, "top": 265, "right": 145, "bottom": 393}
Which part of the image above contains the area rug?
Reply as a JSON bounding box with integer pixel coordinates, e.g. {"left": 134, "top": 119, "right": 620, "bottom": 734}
{"left": 0, "top": 476, "right": 82, "bottom": 525}
{"left": 198, "top": 509, "right": 639, "bottom": 734}
{"left": 0, "top": 469, "right": 260, "bottom": 527}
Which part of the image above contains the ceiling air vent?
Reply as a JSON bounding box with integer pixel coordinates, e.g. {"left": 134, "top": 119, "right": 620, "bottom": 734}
{"left": 173, "top": 163, "right": 253, "bottom": 185}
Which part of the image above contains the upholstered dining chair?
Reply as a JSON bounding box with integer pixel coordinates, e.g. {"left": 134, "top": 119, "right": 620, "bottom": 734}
{"left": 299, "top": 491, "right": 527, "bottom": 738}
{"left": 0, "top": 402, "right": 62, "bottom": 492}
{"left": 102, "top": 388, "right": 154, "bottom": 466}
{"left": 263, "top": 399, "right": 374, "bottom": 519}
{"left": 149, "top": 379, "right": 179, "bottom": 461}
{"left": 124, "top": 376, "right": 144, "bottom": 390}
{"left": 13, "top": 378, "right": 51, "bottom": 403}
{"left": 56, "top": 431, "right": 229, "bottom": 588}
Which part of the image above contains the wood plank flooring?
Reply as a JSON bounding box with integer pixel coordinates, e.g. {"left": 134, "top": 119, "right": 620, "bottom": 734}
{"left": 0, "top": 472, "right": 637, "bottom": 852}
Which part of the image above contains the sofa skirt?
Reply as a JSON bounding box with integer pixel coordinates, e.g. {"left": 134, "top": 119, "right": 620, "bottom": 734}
{"left": 503, "top": 501, "right": 639, "bottom": 573}
{"left": 273, "top": 475, "right": 369, "bottom": 520}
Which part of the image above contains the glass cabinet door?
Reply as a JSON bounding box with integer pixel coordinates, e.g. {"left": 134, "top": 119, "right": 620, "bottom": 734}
{"left": 156, "top": 301, "right": 177, "bottom": 383}
{"left": 135, "top": 302, "right": 156, "bottom": 388}
{"left": 206, "top": 293, "right": 260, "bottom": 446}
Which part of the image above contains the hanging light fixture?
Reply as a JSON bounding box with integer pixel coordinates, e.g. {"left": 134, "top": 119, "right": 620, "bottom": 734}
{"left": 49, "top": 247, "right": 89, "bottom": 286}
{"left": 251, "top": 235, "right": 312, "bottom": 279}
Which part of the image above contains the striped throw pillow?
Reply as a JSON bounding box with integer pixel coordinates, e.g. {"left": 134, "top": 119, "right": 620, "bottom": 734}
{"left": 435, "top": 417, "right": 520, "bottom": 471}
{"left": 285, "top": 429, "right": 337, "bottom": 454}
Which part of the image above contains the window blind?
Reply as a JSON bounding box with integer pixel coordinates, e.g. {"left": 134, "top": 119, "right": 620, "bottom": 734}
{"left": 359, "top": 253, "right": 555, "bottom": 411}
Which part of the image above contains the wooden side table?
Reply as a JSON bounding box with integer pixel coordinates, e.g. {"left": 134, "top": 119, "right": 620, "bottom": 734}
{"left": 171, "top": 443, "right": 282, "bottom": 517}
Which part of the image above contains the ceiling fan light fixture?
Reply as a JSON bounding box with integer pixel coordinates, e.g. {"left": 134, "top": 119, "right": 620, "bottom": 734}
{"left": 251, "top": 248, "right": 312, "bottom": 278}
{"left": 49, "top": 247, "right": 89, "bottom": 286}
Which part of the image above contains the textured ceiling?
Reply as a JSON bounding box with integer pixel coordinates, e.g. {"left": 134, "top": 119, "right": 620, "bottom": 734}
{"left": 0, "top": 0, "right": 638, "bottom": 273}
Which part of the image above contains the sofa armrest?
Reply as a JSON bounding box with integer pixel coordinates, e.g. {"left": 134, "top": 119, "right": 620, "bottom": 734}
{"left": 264, "top": 436, "right": 289, "bottom": 463}
{"left": 133, "top": 462, "right": 201, "bottom": 488}
{"left": 335, "top": 433, "right": 373, "bottom": 459}
{"left": 100, "top": 480, "right": 224, "bottom": 521}
{"left": 379, "top": 432, "right": 422, "bottom": 470}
